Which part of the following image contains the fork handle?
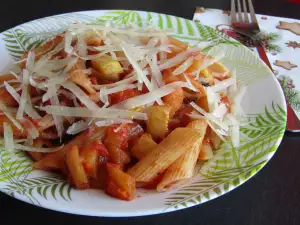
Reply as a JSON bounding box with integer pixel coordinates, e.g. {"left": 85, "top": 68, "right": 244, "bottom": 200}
{"left": 256, "top": 44, "right": 273, "bottom": 69}
{"left": 255, "top": 43, "right": 300, "bottom": 131}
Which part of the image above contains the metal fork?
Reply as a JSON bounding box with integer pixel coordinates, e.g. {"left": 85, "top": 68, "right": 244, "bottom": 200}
{"left": 231, "top": 0, "right": 300, "bottom": 132}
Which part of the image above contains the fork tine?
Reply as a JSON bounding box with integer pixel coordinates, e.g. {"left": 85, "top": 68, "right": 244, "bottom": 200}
{"left": 231, "top": 0, "right": 237, "bottom": 23}
{"left": 242, "top": 0, "right": 250, "bottom": 23}
{"left": 237, "top": 0, "right": 243, "bottom": 22}
{"left": 248, "top": 0, "right": 258, "bottom": 24}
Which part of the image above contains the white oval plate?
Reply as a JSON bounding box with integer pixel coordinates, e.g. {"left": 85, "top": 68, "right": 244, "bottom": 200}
{"left": 0, "top": 10, "right": 286, "bottom": 217}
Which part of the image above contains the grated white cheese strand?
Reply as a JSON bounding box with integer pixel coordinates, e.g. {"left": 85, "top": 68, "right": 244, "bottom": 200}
{"left": 146, "top": 53, "right": 164, "bottom": 87}
{"left": 210, "top": 77, "right": 236, "bottom": 93}
{"left": 66, "top": 119, "right": 91, "bottom": 135}
{"left": 206, "top": 87, "right": 220, "bottom": 113}
{"left": 197, "top": 52, "right": 225, "bottom": 72}
{"left": 0, "top": 101, "right": 23, "bottom": 131}
{"left": 212, "top": 103, "right": 228, "bottom": 119}
{"left": 190, "top": 101, "right": 229, "bottom": 132}
{"left": 3, "top": 122, "right": 15, "bottom": 152}
{"left": 4, "top": 81, "right": 41, "bottom": 119}
{"left": 112, "top": 81, "right": 191, "bottom": 110}
{"left": 62, "top": 82, "right": 99, "bottom": 111}
{"left": 76, "top": 32, "right": 87, "bottom": 57}
{"left": 22, "top": 118, "right": 39, "bottom": 139}
{"left": 190, "top": 102, "right": 208, "bottom": 115}
{"left": 99, "top": 87, "right": 109, "bottom": 106}
{"left": 159, "top": 34, "right": 168, "bottom": 63}
{"left": 39, "top": 105, "right": 148, "bottom": 121}
{"left": 9, "top": 71, "right": 21, "bottom": 80}
{"left": 48, "top": 85, "right": 64, "bottom": 140}
{"left": 95, "top": 119, "right": 133, "bottom": 127}
{"left": 26, "top": 51, "right": 35, "bottom": 72}
{"left": 104, "top": 84, "right": 138, "bottom": 96}
{"left": 172, "top": 57, "right": 194, "bottom": 75}
{"left": 159, "top": 48, "right": 200, "bottom": 70}
{"left": 64, "top": 31, "right": 73, "bottom": 54}
{"left": 114, "top": 123, "right": 127, "bottom": 132}
{"left": 93, "top": 75, "right": 137, "bottom": 90}
{"left": 0, "top": 79, "right": 20, "bottom": 89}
{"left": 16, "top": 69, "right": 30, "bottom": 120}
{"left": 121, "top": 44, "right": 153, "bottom": 91}
{"left": 183, "top": 74, "right": 199, "bottom": 92}
{"left": 146, "top": 37, "right": 159, "bottom": 47}
{"left": 69, "top": 24, "right": 166, "bottom": 38}
{"left": 205, "top": 120, "right": 227, "bottom": 141}
{"left": 14, "top": 144, "right": 62, "bottom": 153}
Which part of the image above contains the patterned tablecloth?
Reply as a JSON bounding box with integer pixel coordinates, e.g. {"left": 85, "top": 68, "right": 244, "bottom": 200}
{"left": 193, "top": 7, "right": 300, "bottom": 119}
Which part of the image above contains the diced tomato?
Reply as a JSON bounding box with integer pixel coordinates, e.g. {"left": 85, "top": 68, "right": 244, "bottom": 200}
{"left": 141, "top": 84, "right": 149, "bottom": 94}
{"left": 87, "top": 140, "right": 109, "bottom": 157}
{"left": 29, "top": 86, "right": 40, "bottom": 97}
{"left": 109, "top": 89, "right": 141, "bottom": 105}
{"left": 105, "top": 125, "right": 129, "bottom": 151}
{"left": 106, "top": 179, "right": 130, "bottom": 200}
{"left": 59, "top": 94, "right": 72, "bottom": 106}
{"left": 174, "top": 105, "right": 194, "bottom": 127}
{"left": 103, "top": 125, "right": 131, "bottom": 164}
{"left": 105, "top": 163, "right": 136, "bottom": 201}
{"left": 88, "top": 50, "right": 99, "bottom": 55}
{"left": 43, "top": 99, "right": 51, "bottom": 106}
{"left": 90, "top": 76, "right": 98, "bottom": 85}
{"left": 168, "top": 118, "right": 181, "bottom": 131}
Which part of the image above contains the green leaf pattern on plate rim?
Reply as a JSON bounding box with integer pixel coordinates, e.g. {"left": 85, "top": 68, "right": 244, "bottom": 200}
{"left": 0, "top": 10, "right": 286, "bottom": 214}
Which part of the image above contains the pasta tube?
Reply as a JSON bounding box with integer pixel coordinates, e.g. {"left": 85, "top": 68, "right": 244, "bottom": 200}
{"left": 157, "top": 119, "right": 207, "bottom": 191}
{"left": 127, "top": 127, "right": 203, "bottom": 182}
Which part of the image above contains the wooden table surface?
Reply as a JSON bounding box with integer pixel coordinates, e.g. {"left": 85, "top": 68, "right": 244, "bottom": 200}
{"left": 0, "top": 0, "right": 299, "bottom": 224}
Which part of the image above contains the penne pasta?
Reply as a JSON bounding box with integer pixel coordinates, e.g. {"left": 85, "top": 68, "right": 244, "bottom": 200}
{"left": 209, "top": 130, "right": 221, "bottom": 150}
{"left": 157, "top": 119, "right": 207, "bottom": 191}
{"left": 127, "top": 127, "right": 203, "bottom": 182}
{"left": 106, "top": 163, "right": 136, "bottom": 201}
{"left": 198, "top": 141, "right": 214, "bottom": 161}
{"left": 80, "top": 142, "right": 100, "bottom": 179}
{"left": 131, "top": 133, "right": 158, "bottom": 160}
{"left": 66, "top": 145, "right": 89, "bottom": 190}
{"left": 162, "top": 88, "right": 184, "bottom": 118}
{"left": 186, "top": 119, "right": 208, "bottom": 135}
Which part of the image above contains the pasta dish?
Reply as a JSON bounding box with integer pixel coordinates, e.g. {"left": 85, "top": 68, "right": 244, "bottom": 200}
{"left": 0, "top": 23, "right": 244, "bottom": 201}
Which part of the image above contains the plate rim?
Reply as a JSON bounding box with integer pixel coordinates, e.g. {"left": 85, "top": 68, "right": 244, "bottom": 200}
{"left": 0, "top": 9, "right": 287, "bottom": 217}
